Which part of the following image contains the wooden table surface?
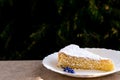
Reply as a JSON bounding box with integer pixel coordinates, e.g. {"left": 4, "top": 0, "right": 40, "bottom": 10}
{"left": 0, "top": 60, "right": 119, "bottom": 80}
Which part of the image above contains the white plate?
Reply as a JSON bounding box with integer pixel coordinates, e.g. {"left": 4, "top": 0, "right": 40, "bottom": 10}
{"left": 42, "top": 48, "right": 120, "bottom": 78}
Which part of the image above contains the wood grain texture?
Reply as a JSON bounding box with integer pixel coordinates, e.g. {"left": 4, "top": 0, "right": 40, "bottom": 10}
{"left": 0, "top": 60, "right": 119, "bottom": 80}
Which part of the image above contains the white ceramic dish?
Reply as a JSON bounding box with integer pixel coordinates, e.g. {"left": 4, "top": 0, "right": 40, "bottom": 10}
{"left": 42, "top": 48, "right": 120, "bottom": 78}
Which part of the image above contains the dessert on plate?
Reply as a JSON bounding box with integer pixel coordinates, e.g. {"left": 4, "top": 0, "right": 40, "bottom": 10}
{"left": 57, "top": 44, "right": 114, "bottom": 71}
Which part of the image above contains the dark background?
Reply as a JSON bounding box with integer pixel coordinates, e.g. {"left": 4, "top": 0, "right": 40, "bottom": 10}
{"left": 0, "top": 0, "right": 120, "bottom": 60}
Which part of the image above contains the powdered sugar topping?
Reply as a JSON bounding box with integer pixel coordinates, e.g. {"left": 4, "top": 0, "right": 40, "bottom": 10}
{"left": 59, "top": 44, "right": 108, "bottom": 60}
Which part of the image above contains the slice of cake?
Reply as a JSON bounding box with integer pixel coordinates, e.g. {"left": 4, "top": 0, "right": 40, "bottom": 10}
{"left": 57, "top": 44, "right": 114, "bottom": 71}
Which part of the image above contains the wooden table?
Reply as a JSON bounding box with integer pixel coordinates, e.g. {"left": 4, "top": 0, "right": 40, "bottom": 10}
{"left": 0, "top": 60, "right": 119, "bottom": 80}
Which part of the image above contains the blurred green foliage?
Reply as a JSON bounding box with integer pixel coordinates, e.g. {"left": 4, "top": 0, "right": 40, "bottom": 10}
{"left": 0, "top": 0, "right": 120, "bottom": 60}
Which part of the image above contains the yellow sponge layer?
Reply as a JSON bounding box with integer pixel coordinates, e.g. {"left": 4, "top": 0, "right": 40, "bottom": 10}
{"left": 57, "top": 52, "right": 114, "bottom": 71}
